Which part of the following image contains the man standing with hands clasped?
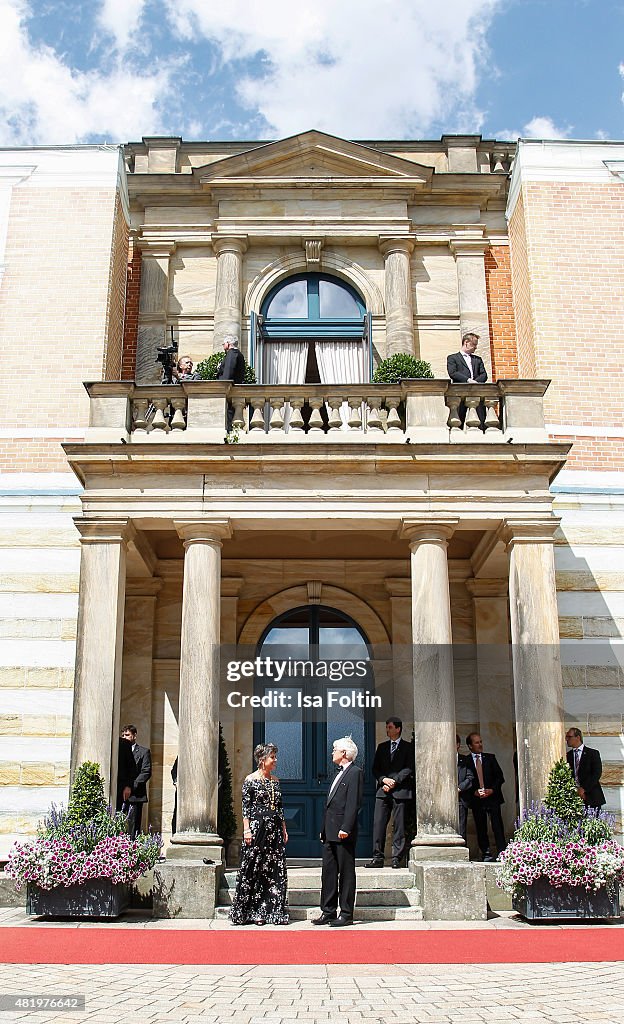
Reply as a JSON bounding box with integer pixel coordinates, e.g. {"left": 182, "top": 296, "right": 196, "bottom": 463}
{"left": 313, "top": 736, "right": 363, "bottom": 928}
{"left": 366, "top": 717, "right": 413, "bottom": 868}
{"left": 466, "top": 732, "right": 505, "bottom": 861}
{"left": 566, "top": 728, "right": 606, "bottom": 809}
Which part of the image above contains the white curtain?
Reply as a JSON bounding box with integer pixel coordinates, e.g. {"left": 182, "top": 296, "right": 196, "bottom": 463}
{"left": 315, "top": 340, "right": 365, "bottom": 385}
{"left": 262, "top": 341, "right": 308, "bottom": 432}
{"left": 316, "top": 340, "right": 365, "bottom": 429}
{"left": 262, "top": 340, "right": 307, "bottom": 385}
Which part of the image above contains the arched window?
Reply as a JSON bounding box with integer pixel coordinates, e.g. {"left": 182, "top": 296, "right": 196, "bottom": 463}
{"left": 256, "top": 273, "right": 369, "bottom": 385}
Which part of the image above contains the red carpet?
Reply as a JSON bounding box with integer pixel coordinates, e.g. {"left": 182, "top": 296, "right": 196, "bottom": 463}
{"left": 2, "top": 928, "right": 624, "bottom": 965}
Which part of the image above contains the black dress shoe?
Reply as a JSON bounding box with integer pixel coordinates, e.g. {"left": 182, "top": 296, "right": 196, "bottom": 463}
{"left": 365, "top": 858, "right": 384, "bottom": 868}
{"left": 391, "top": 858, "right": 401, "bottom": 868}
{"left": 329, "top": 915, "right": 353, "bottom": 927}
{"left": 311, "top": 912, "right": 336, "bottom": 925}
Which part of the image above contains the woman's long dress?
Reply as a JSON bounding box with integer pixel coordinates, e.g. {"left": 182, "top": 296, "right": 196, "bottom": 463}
{"left": 229, "top": 775, "right": 289, "bottom": 925}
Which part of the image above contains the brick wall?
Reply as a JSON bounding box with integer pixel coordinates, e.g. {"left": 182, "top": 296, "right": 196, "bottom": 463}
{"left": 121, "top": 235, "right": 141, "bottom": 380}
{"left": 103, "top": 193, "right": 130, "bottom": 381}
{"left": 0, "top": 438, "right": 83, "bottom": 473}
{"left": 484, "top": 245, "right": 518, "bottom": 379}
{"left": 508, "top": 181, "right": 624, "bottom": 443}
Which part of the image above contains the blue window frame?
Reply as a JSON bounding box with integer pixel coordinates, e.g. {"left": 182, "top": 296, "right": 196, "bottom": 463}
{"left": 260, "top": 273, "right": 366, "bottom": 339}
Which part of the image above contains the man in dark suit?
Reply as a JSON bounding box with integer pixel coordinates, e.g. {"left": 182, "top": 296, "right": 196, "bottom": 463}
{"left": 466, "top": 732, "right": 506, "bottom": 861}
{"left": 216, "top": 336, "right": 246, "bottom": 431}
{"left": 457, "top": 734, "right": 475, "bottom": 843}
{"left": 566, "top": 728, "right": 606, "bottom": 808}
{"left": 447, "top": 332, "right": 488, "bottom": 428}
{"left": 313, "top": 736, "right": 363, "bottom": 928}
{"left": 366, "top": 717, "right": 414, "bottom": 868}
{"left": 118, "top": 725, "right": 152, "bottom": 839}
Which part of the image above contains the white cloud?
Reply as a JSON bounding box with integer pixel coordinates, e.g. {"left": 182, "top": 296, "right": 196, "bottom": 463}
{"left": 0, "top": 0, "right": 173, "bottom": 144}
{"left": 98, "top": 0, "right": 147, "bottom": 53}
{"left": 495, "top": 115, "right": 572, "bottom": 142}
{"left": 521, "top": 115, "right": 571, "bottom": 140}
{"left": 162, "top": 0, "right": 502, "bottom": 138}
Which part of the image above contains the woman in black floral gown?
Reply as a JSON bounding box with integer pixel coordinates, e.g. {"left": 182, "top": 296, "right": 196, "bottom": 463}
{"left": 229, "top": 742, "right": 289, "bottom": 925}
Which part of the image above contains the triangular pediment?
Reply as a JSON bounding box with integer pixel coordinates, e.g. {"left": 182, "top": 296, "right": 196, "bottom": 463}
{"left": 197, "top": 130, "right": 432, "bottom": 188}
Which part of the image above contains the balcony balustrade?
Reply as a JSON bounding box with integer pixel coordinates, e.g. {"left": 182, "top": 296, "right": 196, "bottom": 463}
{"left": 85, "top": 379, "right": 550, "bottom": 445}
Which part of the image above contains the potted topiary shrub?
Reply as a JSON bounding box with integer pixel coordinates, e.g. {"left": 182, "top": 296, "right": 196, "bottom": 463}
{"left": 372, "top": 353, "right": 434, "bottom": 383}
{"left": 217, "top": 724, "right": 237, "bottom": 864}
{"left": 497, "top": 758, "right": 624, "bottom": 921}
{"left": 6, "top": 761, "right": 162, "bottom": 919}
{"left": 195, "top": 352, "right": 256, "bottom": 383}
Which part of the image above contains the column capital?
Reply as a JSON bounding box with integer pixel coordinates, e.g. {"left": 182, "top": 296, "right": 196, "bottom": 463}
{"left": 221, "top": 576, "right": 244, "bottom": 597}
{"left": 137, "top": 238, "right": 177, "bottom": 258}
{"left": 174, "top": 519, "right": 232, "bottom": 546}
{"left": 449, "top": 239, "right": 490, "bottom": 258}
{"left": 211, "top": 234, "right": 248, "bottom": 257}
{"left": 502, "top": 517, "right": 561, "bottom": 550}
{"left": 379, "top": 236, "right": 415, "bottom": 258}
{"left": 73, "top": 516, "right": 133, "bottom": 546}
{"left": 465, "top": 578, "right": 509, "bottom": 598}
{"left": 401, "top": 518, "right": 459, "bottom": 547}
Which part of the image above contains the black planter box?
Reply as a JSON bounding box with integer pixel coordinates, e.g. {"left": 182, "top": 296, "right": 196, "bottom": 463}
{"left": 513, "top": 877, "right": 619, "bottom": 921}
{"left": 27, "top": 880, "right": 128, "bottom": 919}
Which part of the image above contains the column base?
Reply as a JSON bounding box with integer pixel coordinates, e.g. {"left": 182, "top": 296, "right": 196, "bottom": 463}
{"left": 168, "top": 831, "right": 224, "bottom": 863}
{"left": 410, "top": 835, "right": 468, "bottom": 862}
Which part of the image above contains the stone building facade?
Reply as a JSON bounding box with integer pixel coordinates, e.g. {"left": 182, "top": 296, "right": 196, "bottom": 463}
{"left": 1, "top": 134, "right": 622, "bottom": 916}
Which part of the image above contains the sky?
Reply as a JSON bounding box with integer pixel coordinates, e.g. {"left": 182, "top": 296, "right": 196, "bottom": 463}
{"left": 0, "top": 0, "right": 622, "bottom": 146}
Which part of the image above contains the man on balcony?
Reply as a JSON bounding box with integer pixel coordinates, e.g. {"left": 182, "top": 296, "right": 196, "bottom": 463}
{"left": 217, "top": 336, "right": 246, "bottom": 431}
{"left": 447, "top": 332, "right": 488, "bottom": 428}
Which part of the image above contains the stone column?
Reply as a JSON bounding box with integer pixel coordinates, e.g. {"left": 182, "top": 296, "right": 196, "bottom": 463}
{"left": 70, "top": 518, "right": 131, "bottom": 804}
{"left": 384, "top": 578, "right": 414, "bottom": 733}
{"left": 379, "top": 237, "right": 415, "bottom": 356}
{"left": 465, "top": 578, "right": 516, "bottom": 837}
{"left": 212, "top": 235, "right": 247, "bottom": 352}
{"left": 136, "top": 240, "right": 176, "bottom": 384}
{"left": 449, "top": 230, "right": 492, "bottom": 381}
{"left": 503, "top": 518, "right": 565, "bottom": 813}
{"left": 170, "top": 519, "right": 232, "bottom": 860}
{"left": 402, "top": 520, "right": 464, "bottom": 850}
{"left": 220, "top": 577, "right": 244, "bottom": 863}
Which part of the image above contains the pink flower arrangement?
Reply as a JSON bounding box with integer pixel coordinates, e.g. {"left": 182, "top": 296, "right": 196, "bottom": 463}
{"left": 498, "top": 838, "right": 624, "bottom": 895}
{"left": 6, "top": 831, "right": 162, "bottom": 892}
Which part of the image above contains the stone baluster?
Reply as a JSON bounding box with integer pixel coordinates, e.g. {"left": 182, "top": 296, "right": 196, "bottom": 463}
{"left": 289, "top": 397, "right": 305, "bottom": 431}
{"left": 401, "top": 519, "right": 464, "bottom": 851}
{"left": 366, "top": 396, "right": 384, "bottom": 432}
{"left": 170, "top": 520, "right": 232, "bottom": 861}
{"left": 347, "top": 401, "right": 362, "bottom": 431}
{"left": 269, "top": 397, "right": 284, "bottom": 432}
{"left": 169, "top": 397, "right": 186, "bottom": 430}
{"left": 483, "top": 397, "right": 501, "bottom": 434}
{"left": 379, "top": 238, "right": 416, "bottom": 356}
{"left": 132, "top": 397, "right": 149, "bottom": 434}
{"left": 326, "top": 397, "right": 343, "bottom": 431}
{"left": 150, "top": 396, "right": 169, "bottom": 431}
{"left": 232, "top": 396, "right": 246, "bottom": 431}
{"left": 308, "top": 397, "right": 325, "bottom": 432}
{"left": 385, "top": 396, "right": 402, "bottom": 432}
{"left": 446, "top": 393, "right": 462, "bottom": 432}
{"left": 503, "top": 518, "right": 565, "bottom": 812}
{"left": 249, "top": 395, "right": 266, "bottom": 431}
{"left": 70, "top": 519, "right": 131, "bottom": 803}
{"left": 463, "top": 394, "right": 482, "bottom": 433}
{"left": 212, "top": 236, "right": 247, "bottom": 351}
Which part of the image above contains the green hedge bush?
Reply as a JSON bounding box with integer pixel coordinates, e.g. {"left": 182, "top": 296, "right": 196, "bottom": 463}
{"left": 372, "top": 354, "right": 433, "bottom": 383}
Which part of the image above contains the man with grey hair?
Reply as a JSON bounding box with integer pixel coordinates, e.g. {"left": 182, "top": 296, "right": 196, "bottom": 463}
{"left": 313, "top": 736, "right": 363, "bottom": 927}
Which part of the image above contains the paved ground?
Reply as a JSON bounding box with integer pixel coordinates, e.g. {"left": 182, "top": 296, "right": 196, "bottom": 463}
{"left": 0, "top": 960, "right": 624, "bottom": 1023}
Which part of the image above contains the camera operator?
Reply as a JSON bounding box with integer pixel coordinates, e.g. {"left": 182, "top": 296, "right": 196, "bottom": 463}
{"left": 172, "top": 356, "right": 198, "bottom": 383}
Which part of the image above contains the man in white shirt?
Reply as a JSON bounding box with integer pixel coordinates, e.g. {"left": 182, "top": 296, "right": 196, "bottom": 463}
{"left": 447, "top": 332, "right": 488, "bottom": 428}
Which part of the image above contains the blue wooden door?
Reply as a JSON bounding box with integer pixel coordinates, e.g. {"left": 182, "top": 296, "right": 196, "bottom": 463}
{"left": 253, "top": 606, "right": 375, "bottom": 858}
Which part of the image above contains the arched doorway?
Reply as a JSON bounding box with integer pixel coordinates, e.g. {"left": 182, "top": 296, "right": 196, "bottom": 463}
{"left": 257, "top": 273, "right": 369, "bottom": 386}
{"left": 253, "top": 604, "right": 376, "bottom": 858}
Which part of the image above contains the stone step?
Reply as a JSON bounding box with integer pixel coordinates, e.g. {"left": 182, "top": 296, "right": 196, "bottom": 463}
{"left": 218, "top": 886, "right": 421, "bottom": 908}
{"left": 220, "top": 868, "right": 416, "bottom": 890}
{"left": 215, "top": 905, "right": 423, "bottom": 922}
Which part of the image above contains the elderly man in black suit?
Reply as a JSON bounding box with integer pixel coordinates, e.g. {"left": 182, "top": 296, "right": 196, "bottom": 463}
{"left": 466, "top": 732, "right": 506, "bottom": 861}
{"left": 217, "top": 335, "right": 246, "bottom": 431}
{"left": 366, "top": 717, "right": 414, "bottom": 869}
{"left": 566, "top": 727, "right": 606, "bottom": 809}
{"left": 447, "top": 332, "right": 488, "bottom": 428}
{"left": 118, "top": 724, "right": 152, "bottom": 839}
{"left": 457, "top": 734, "right": 475, "bottom": 844}
{"left": 313, "top": 736, "right": 363, "bottom": 928}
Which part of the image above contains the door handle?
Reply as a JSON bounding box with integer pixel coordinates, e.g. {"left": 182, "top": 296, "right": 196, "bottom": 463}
{"left": 316, "top": 773, "right": 327, "bottom": 786}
